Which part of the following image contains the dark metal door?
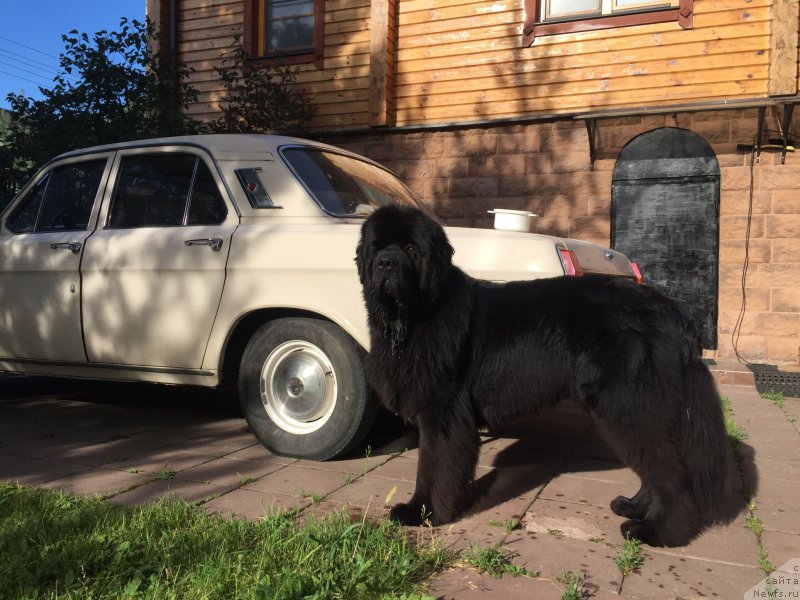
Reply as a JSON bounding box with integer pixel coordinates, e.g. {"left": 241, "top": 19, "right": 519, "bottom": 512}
{"left": 612, "top": 127, "right": 720, "bottom": 349}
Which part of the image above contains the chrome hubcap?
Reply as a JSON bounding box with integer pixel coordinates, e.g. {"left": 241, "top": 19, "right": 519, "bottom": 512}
{"left": 260, "top": 340, "right": 337, "bottom": 434}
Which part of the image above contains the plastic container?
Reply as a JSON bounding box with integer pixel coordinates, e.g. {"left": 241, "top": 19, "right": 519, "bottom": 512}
{"left": 487, "top": 209, "right": 536, "bottom": 232}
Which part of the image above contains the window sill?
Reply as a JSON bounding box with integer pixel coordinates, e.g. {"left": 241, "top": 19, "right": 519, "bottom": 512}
{"left": 523, "top": 0, "right": 692, "bottom": 46}
{"left": 248, "top": 52, "right": 324, "bottom": 70}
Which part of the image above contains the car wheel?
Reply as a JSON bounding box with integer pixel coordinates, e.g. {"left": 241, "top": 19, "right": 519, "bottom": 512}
{"left": 239, "top": 317, "right": 376, "bottom": 460}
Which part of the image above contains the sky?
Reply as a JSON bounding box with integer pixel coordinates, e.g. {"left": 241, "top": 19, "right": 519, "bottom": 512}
{"left": 0, "top": 0, "right": 145, "bottom": 110}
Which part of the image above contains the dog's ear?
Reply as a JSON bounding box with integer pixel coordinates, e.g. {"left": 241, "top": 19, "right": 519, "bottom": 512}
{"left": 418, "top": 222, "right": 454, "bottom": 298}
{"left": 355, "top": 228, "right": 371, "bottom": 285}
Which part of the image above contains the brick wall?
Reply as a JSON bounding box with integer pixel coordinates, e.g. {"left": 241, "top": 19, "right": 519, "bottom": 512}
{"left": 323, "top": 106, "right": 800, "bottom": 366}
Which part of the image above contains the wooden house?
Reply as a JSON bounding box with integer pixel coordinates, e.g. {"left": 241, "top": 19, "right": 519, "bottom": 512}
{"left": 148, "top": 0, "right": 800, "bottom": 369}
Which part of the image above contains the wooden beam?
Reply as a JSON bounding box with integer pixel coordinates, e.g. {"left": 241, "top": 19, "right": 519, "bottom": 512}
{"left": 768, "top": 0, "right": 800, "bottom": 96}
{"left": 369, "top": 0, "right": 396, "bottom": 127}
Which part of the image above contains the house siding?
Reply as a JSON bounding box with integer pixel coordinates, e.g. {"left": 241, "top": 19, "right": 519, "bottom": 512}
{"left": 393, "top": 0, "right": 771, "bottom": 127}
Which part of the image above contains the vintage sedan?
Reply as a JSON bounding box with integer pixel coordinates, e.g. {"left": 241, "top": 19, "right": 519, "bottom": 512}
{"left": 0, "top": 135, "right": 639, "bottom": 459}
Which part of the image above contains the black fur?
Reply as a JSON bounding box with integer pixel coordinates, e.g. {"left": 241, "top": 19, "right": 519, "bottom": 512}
{"left": 356, "top": 205, "right": 730, "bottom": 547}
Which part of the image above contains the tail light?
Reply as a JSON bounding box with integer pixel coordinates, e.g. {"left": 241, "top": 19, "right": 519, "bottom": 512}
{"left": 558, "top": 247, "right": 583, "bottom": 277}
{"left": 630, "top": 261, "right": 643, "bottom": 285}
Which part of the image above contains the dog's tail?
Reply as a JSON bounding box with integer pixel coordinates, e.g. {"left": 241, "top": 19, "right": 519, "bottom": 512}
{"left": 681, "top": 357, "right": 731, "bottom": 516}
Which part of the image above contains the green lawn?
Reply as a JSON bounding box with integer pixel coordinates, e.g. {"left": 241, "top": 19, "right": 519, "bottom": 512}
{"left": 0, "top": 483, "right": 452, "bottom": 599}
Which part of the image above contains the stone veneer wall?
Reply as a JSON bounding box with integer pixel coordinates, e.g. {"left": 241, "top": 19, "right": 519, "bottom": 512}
{"left": 322, "top": 106, "right": 800, "bottom": 366}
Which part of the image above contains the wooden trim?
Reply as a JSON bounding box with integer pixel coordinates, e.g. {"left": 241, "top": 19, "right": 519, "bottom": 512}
{"left": 243, "top": 0, "right": 258, "bottom": 58}
{"left": 244, "top": 0, "right": 325, "bottom": 69}
{"left": 523, "top": 2, "right": 690, "bottom": 46}
{"left": 369, "top": 0, "right": 396, "bottom": 127}
{"left": 146, "top": 0, "right": 172, "bottom": 59}
{"left": 768, "top": 0, "right": 800, "bottom": 96}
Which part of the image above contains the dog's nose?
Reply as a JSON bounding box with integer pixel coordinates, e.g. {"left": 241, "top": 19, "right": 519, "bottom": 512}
{"left": 376, "top": 254, "right": 399, "bottom": 271}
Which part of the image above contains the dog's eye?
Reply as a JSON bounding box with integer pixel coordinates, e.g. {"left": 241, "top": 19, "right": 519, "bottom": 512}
{"left": 404, "top": 244, "right": 418, "bottom": 255}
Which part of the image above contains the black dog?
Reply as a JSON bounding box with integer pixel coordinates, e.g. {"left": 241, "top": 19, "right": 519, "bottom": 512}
{"left": 356, "top": 205, "right": 730, "bottom": 547}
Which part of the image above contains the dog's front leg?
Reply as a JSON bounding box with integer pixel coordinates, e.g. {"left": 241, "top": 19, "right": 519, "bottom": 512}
{"left": 390, "top": 405, "right": 479, "bottom": 526}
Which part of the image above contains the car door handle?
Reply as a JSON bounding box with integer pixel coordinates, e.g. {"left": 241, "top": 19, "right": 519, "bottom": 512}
{"left": 184, "top": 238, "right": 223, "bottom": 252}
{"left": 50, "top": 242, "right": 82, "bottom": 254}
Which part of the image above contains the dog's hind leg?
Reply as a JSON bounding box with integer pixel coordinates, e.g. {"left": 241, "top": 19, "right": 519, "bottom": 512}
{"left": 390, "top": 404, "right": 480, "bottom": 527}
{"left": 610, "top": 486, "right": 650, "bottom": 520}
{"left": 587, "top": 408, "right": 701, "bottom": 546}
{"left": 620, "top": 479, "right": 703, "bottom": 547}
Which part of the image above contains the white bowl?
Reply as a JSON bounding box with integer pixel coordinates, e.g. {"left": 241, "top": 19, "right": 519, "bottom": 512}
{"left": 487, "top": 209, "right": 537, "bottom": 232}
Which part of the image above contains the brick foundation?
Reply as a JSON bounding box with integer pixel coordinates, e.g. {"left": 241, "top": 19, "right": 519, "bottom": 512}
{"left": 322, "top": 106, "right": 800, "bottom": 367}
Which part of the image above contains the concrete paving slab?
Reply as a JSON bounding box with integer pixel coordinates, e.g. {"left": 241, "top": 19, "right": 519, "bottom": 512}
{"left": 621, "top": 547, "right": 766, "bottom": 599}
{"left": 202, "top": 487, "right": 306, "bottom": 520}
{"left": 295, "top": 451, "right": 383, "bottom": 475}
{"left": 754, "top": 456, "right": 800, "bottom": 482}
{"left": 502, "top": 532, "right": 624, "bottom": 594}
{"left": 648, "top": 522, "right": 763, "bottom": 568}
{"left": 175, "top": 457, "right": 285, "bottom": 488}
{"left": 557, "top": 456, "right": 640, "bottom": 486}
{"left": 109, "top": 477, "right": 235, "bottom": 506}
{"left": 244, "top": 464, "right": 357, "bottom": 502}
{"left": 107, "top": 449, "right": 220, "bottom": 475}
{"left": 40, "top": 467, "right": 153, "bottom": 498}
{"left": 435, "top": 521, "right": 511, "bottom": 551}
{"left": 323, "top": 473, "right": 417, "bottom": 516}
{"left": 539, "top": 472, "right": 625, "bottom": 510}
{"left": 0, "top": 454, "right": 91, "bottom": 486}
{"left": 523, "top": 497, "right": 624, "bottom": 544}
{"left": 427, "top": 568, "right": 566, "bottom": 600}
{"left": 760, "top": 530, "right": 800, "bottom": 572}
{"left": 364, "top": 454, "right": 417, "bottom": 482}
{"left": 751, "top": 477, "right": 800, "bottom": 534}
{"left": 224, "top": 444, "right": 297, "bottom": 464}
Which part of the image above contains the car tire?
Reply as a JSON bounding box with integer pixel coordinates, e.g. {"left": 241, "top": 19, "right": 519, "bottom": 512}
{"left": 239, "top": 317, "right": 376, "bottom": 460}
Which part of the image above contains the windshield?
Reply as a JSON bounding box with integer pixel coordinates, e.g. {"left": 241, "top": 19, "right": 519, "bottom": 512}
{"left": 281, "top": 147, "right": 426, "bottom": 217}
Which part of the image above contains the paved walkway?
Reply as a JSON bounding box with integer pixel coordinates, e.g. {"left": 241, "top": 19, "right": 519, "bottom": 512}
{"left": 0, "top": 371, "right": 798, "bottom": 599}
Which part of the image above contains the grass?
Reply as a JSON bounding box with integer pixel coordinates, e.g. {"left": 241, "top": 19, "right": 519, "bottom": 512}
{"left": 462, "top": 543, "right": 536, "bottom": 579}
{"left": 761, "top": 389, "right": 785, "bottom": 409}
{"left": 762, "top": 390, "right": 797, "bottom": 426}
{"left": 487, "top": 518, "right": 522, "bottom": 534}
{"left": 614, "top": 536, "right": 644, "bottom": 577}
{"left": 299, "top": 491, "right": 323, "bottom": 503}
{"left": 744, "top": 501, "right": 775, "bottom": 574}
{"left": 720, "top": 396, "right": 748, "bottom": 446}
{"left": 0, "top": 482, "right": 453, "bottom": 599}
{"left": 154, "top": 468, "right": 176, "bottom": 481}
{"left": 555, "top": 570, "right": 585, "bottom": 600}
{"left": 720, "top": 396, "right": 775, "bottom": 576}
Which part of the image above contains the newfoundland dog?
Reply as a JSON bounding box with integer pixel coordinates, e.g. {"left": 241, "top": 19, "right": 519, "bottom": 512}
{"left": 356, "top": 205, "right": 730, "bottom": 547}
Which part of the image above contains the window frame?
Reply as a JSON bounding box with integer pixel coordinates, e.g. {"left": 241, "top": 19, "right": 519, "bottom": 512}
{"left": 243, "top": 0, "right": 325, "bottom": 69}
{"left": 5, "top": 157, "right": 109, "bottom": 235}
{"left": 105, "top": 150, "right": 229, "bottom": 230}
{"left": 279, "top": 144, "right": 428, "bottom": 218}
{"left": 523, "top": 0, "right": 692, "bottom": 45}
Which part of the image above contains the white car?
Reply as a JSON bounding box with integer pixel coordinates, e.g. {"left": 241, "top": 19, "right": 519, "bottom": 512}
{"left": 0, "top": 134, "right": 639, "bottom": 459}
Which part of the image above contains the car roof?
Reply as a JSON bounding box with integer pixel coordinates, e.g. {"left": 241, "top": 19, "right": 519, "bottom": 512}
{"left": 52, "top": 133, "right": 343, "bottom": 162}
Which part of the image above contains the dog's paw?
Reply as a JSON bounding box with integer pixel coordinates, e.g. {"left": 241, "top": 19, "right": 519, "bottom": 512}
{"left": 610, "top": 495, "right": 645, "bottom": 520}
{"left": 620, "top": 519, "right": 662, "bottom": 547}
{"left": 389, "top": 502, "right": 433, "bottom": 526}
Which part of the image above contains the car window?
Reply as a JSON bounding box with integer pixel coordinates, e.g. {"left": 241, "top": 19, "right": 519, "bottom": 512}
{"left": 187, "top": 159, "right": 228, "bottom": 225}
{"left": 108, "top": 153, "right": 226, "bottom": 228}
{"left": 6, "top": 160, "right": 106, "bottom": 233}
{"left": 281, "top": 148, "right": 424, "bottom": 217}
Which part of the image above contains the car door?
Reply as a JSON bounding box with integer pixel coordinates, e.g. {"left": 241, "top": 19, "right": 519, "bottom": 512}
{"left": 81, "top": 147, "right": 238, "bottom": 369}
{"left": 0, "top": 154, "right": 112, "bottom": 362}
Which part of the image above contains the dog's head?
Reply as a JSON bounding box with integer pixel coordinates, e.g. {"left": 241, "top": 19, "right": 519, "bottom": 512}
{"left": 356, "top": 206, "right": 454, "bottom": 345}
